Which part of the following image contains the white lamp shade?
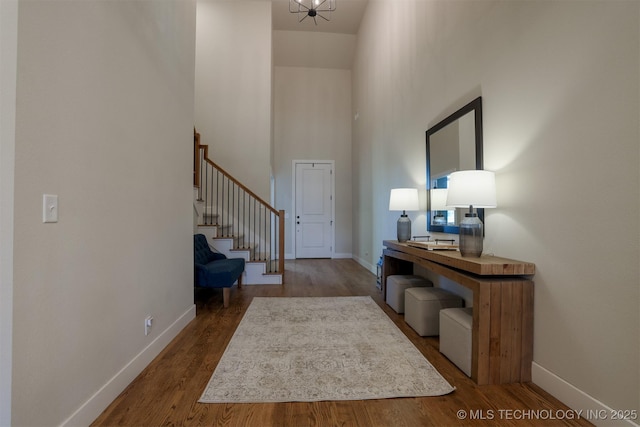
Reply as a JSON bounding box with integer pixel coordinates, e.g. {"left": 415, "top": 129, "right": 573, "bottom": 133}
{"left": 389, "top": 188, "right": 419, "bottom": 211}
{"left": 446, "top": 170, "right": 497, "bottom": 208}
{"left": 430, "top": 188, "right": 448, "bottom": 211}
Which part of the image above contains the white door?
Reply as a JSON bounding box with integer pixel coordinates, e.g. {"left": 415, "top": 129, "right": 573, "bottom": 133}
{"left": 295, "top": 162, "right": 333, "bottom": 258}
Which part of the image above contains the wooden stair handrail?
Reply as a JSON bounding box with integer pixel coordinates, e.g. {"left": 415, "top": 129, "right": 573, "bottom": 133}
{"left": 202, "top": 154, "right": 279, "bottom": 216}
{"left": 194, "top": 131, "right": 285, "bottom": 280}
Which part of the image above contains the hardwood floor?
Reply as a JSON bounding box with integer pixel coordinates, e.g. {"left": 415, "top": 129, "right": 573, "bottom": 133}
{"left": 92, "top": 259, "right": 592, "bottom": 426}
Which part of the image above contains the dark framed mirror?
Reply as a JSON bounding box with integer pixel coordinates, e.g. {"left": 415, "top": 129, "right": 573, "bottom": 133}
{"left": 426, "top": 96, "right": 483, "bottom": 234}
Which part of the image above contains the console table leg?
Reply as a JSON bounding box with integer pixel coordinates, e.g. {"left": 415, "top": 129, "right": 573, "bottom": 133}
{"left": 474, "top": 284, "right": 492, "bottom": 384}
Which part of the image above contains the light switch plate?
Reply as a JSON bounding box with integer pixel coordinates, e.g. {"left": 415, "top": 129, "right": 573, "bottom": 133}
{"left": 43, "top": 194, "right": 58, "bottom": 223}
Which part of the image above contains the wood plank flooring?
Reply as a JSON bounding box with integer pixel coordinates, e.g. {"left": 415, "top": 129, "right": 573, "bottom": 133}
{"left": 91, "top": 259, "right": 592, "bottom": 427}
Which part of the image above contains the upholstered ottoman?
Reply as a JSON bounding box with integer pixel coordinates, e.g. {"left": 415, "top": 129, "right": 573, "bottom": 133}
{"left": 439, "top": 307, "right": 473, "bottom": 376}
{"left": 385, "top": 275, "right": 433, "bottom": 313}
{"left": 404, "top": 287, "right": 464, "bottom": 336}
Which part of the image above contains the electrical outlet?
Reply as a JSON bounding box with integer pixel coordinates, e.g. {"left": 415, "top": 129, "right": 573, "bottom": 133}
{"left": 144, "top": 316, "right": 153, "bottom": 336}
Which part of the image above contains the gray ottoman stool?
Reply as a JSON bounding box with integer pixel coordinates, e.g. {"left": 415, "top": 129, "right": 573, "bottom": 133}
{"left": 439, "top": 307, "right": 473, "bottom": 377}
{"left": 405, "top": 287, "right": 464, "bottom": 336}
{"left": 385, "top": 275, "right": 433, "bottom": 313}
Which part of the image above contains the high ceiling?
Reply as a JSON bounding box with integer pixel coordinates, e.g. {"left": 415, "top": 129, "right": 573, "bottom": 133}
{"left": 271, "top": 0, "right": 367, "bottom": 69}
{"left": 271, "top": 0, "right": 368, "bottom": 34}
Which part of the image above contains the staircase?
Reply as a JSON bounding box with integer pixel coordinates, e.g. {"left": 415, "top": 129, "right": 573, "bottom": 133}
{"left": 194, "top": 131, "right": 284, "bottom": 285}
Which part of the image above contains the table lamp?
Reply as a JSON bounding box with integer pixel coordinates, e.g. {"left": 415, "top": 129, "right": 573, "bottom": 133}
{"left": 446, "top": 170, "right": 497, "bottom": 257}
{"left": 389, "top": 188, "right": 419, "bottom": 242}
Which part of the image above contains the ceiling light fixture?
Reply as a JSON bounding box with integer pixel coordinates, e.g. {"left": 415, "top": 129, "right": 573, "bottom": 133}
{"left": 289, "top": 0, "right": 336, "bottom": 25}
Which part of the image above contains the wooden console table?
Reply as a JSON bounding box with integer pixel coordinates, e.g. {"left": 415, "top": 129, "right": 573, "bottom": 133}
{"left": 382, "top": 240, "right": 535, "bottom": 385}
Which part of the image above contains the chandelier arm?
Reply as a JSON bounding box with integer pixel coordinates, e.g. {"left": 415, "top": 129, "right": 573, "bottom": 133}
{"left": 316, "top": 0, "right": 336, "bottom": 12}
{"left": 289, "top": 0, "right": 335, "bottom": 24}
{"left": 289, "top": 1, "right": 310, "bottom": 13}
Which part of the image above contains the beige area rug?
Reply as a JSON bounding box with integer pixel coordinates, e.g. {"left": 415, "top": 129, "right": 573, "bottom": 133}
{"left": 199, "top": 296, "right": 455, "bottom": 403}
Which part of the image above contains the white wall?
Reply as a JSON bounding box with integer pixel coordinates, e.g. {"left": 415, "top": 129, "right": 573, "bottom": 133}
{"left": 12, "top": 1, "right": 197, "bottom": 425}
{"left": 0, "top": 0, "right": 18, "bottom": 423}
{"left": 273, "top": 30, "right": 356, "bottom": 70}
{"left": 353, "top": 0, "right": 639, "bottom": 419}
{"left": 195, "top": 0, "right": 272, "bottom": 200}
{"left": 273, "top": 66, "right": 353, "bottom": 258}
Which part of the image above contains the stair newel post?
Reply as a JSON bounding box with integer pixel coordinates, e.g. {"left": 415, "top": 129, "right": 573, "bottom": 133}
{"left": 244, "top": 191, "right": 248, "bottom": 250}
{"left": 214, "top": 167, "right": 217, "bottom": 226}
{"left": 239, "top": 188, "right": 243, "bottom": 245}
{"left": 202, "top": 162, "right": 206, "bottom": 223}
{"left": 228, "top": 178, "right": 232, "bottom": 237}
{"left": 235, "top": 184, "right": 239, "bottom": 243}
{"left": 272, "top": 211, "right": 276, "bottom": 271}
{"left": 204, "top": 158, "right": 209, "bottom": 224}
{"left": 221, "top": 175, "right": 225, "bottom": 235}
{"left": 198, "top": 149, "right": 203, "bottom": 201}
{"left": 257, "top": 204, "right": 261, "bottom": 261}
{"left": 278, "top": 210, "right": 285, "bottom": 280}
{"left": 193, "top": 130, "right": 201, "bottom": 190}
{"left": 231, "top": 182, "right": 235, "bottom": 240}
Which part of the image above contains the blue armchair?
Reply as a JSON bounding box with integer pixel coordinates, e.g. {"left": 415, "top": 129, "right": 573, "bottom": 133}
{"left": 194, "top": 234, "right": 245, "bottom": 307}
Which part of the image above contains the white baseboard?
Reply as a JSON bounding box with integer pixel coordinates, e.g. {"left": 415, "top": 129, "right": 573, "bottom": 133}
{"left": 532, "top": 362, "right": 639, "bottom": 427}
{"left": 332, "top": 252, "right": 352, "bottom": 259}
{"left": 352, "top": 255, "right": 376, "bottom": 275}
{"left": 60, "top": 304, "right": 197, "bottom": 427}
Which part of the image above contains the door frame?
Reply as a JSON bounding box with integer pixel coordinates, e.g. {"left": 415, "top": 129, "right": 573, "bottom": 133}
{"left": 292, "top": 160, "right": 335, "bottom": 259}
{"left": 0, "top": 1, "right": 17, "bottom": 422}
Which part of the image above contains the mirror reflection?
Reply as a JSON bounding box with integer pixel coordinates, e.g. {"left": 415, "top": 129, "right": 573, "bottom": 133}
{"left": 426, "top": 97, "right": 483, "bottom": 234}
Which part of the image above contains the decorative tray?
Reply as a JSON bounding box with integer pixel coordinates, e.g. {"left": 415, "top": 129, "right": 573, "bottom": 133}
{"left": 406, "top": 241, "right": 459, "bottom": 251}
